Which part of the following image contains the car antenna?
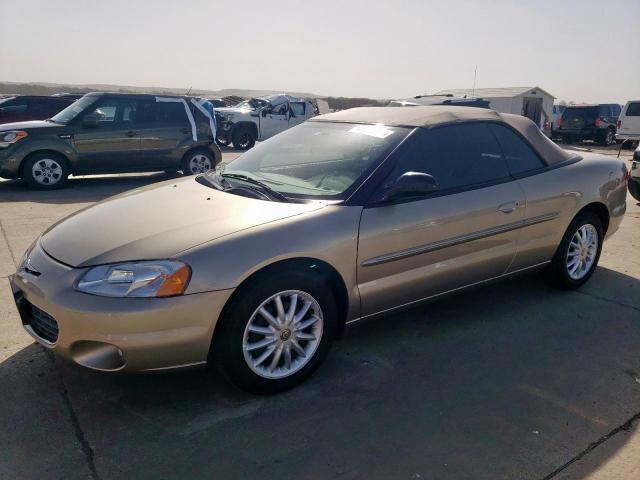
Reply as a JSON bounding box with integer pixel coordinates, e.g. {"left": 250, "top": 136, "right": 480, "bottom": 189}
{"left": 471, "top": 65, "right": 478, "bottom": 99}
{"left": 186, "top": 86, "right": 192, "bottom": 95}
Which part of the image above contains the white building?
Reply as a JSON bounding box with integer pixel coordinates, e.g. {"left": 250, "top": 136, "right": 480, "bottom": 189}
{"left": 433, "top": 86, "right": 555, "bottom": 128}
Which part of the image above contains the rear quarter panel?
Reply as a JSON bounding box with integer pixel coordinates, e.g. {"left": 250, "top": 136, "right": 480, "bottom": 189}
{"left": 510, "top": 154, "right": 627, "bottom": 270}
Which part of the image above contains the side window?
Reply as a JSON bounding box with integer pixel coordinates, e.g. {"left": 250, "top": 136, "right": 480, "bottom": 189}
{"left": 271, "top": 103, "right": 288, "bottom": 116}
{"left": 86, "top": 98, "right": 137, "bottom": 125}
{"left": 599, "top": 105, "right": 612, "bottom": 118}
{"left": 626, "top": 102, "right": 640, "bottom": 117}
{"left": 388, "top": 123, "right": 509, "bottom": 193}
{"left": 139, "top": 101, "right": 188, "bottom": 125}
{"left": 0, "top": 100, "right": 29, "bottom": 114}
{"left": 290, "top": 102, "right": 305, "bottom": 116}
{"left": 488, "top": 124, "right": 546, "bottom": 175}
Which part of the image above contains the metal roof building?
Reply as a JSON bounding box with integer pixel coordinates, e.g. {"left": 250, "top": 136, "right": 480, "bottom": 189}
{"left": 433, "top": 86, "right": 555, "bottom": 128}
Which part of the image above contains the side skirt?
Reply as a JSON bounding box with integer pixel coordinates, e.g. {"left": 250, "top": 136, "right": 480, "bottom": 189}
{"left": 345, "top": 261, "right": 551, "bottom": 327}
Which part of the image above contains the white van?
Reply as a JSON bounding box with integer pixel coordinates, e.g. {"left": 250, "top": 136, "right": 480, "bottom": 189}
{"left": 616, "top": 101, "right": 640, "bottom": 144}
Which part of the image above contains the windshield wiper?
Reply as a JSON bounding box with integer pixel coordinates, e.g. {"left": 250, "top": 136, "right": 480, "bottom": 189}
{"left": 221, "top": 173, "right": 290, "bottom": 202}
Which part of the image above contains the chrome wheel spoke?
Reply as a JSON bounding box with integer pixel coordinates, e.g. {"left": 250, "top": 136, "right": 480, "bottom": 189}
{"left": 253, "top": 345, "right": 277, "bottom": 367}
{"left": 248, "top": 324, "right": 273, "bottom": 335}
{"left": 246, "top": 336, "right": 276, "bottom": 352}
{"left": 258, "top": 307, "right": 280, "bottom": 329}
{"left": 296, "top": 332, "right": 316, "bottom": 341}
{"left": 269, "top": 344, "right": 284, "bottom": 372}
{"left": 290, "top": 338, "right": 306, "bottom": 357}
{"left": 296, "top": 315, "right": 319, "bottom": 331}
{"left": 284, "top": 344, "right": 292, "bottom": 370}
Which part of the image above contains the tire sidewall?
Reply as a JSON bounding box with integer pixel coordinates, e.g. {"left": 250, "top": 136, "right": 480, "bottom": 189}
{"left": 23, "top": 153, "right": 69, "bottom": 190}
{"left": 213, "top": 270, "right": 337, "bottom": 393}
{"left": 551, "top": 212, "right": 603, "bottom": 289}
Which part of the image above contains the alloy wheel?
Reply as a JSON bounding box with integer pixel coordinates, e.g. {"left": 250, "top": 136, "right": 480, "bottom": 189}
{"left": 566, "top": 224, "right": 598, "bottom": 280}
{"left": 188, "top": 154, "right": 212, "bottom": 174}
{"left": 31, "top": 158, "right": 63, "bottom": 186}
{"left": 242, "top": 290, "right": 324, "bottom": 379}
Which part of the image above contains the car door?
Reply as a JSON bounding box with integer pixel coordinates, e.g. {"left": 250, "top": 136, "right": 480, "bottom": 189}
{"left": 487, "top": 123, "right": 581, "bottom": 271}
{"left": 135, "top": 98, "right": 194, "bottom": 170}
{"left": 259, "top": 102, "right": 289, "bottom": 139}
{"left": 73, "top": 96, "right": 141, "bottom": 174}
{"left": 357, "top": 123, "right": 525, "bottom": 317}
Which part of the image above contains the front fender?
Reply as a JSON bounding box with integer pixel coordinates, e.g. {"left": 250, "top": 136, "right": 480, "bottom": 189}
{"left": 0, "top": 136, "right": 77, "bottom": 177}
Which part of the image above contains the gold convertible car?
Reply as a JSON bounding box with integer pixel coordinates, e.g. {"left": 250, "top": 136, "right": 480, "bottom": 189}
{"left": 11, "top": 107, "right": 628, "bottom": 393}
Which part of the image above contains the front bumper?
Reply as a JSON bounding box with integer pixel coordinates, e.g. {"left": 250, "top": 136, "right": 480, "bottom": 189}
{"left": 10, "top": 241, "right": 234, "bottom": 372}
{"left": 0, "top": 146, "right": 21, "bottom": 179}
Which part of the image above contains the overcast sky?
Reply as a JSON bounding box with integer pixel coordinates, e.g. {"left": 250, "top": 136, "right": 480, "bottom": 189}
{"left": 1, "top": 0, "right": 638, "bottom": 103}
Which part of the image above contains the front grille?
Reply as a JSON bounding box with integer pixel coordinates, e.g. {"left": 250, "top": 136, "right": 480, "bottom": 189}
{"left": 29, "top": 304, "right": 59, "bottom": 343}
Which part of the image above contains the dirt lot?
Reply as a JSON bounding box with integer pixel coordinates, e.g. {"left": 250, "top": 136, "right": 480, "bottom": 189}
{"left": 0, "top": 144, "right": 639, "bottom": 480}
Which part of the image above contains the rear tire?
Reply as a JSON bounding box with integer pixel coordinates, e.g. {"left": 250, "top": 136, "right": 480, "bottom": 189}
{"left": 547, "top": 211, "right": 603, "bottom": 289}
{"left": 22, "top": 152, "right": 69, "bottom": 190}
{"left": 232, "top": 127, "right": 256, "bottom": 150}
{"left": 212, "top": 270, "right": 337, "bottom": 394}
{"left": 599, "top": 128, "right": 615, "bottom": 146}
{"left": 629, "top": 178, "right": 640, "bottom": 202}
{"left": 181, "top": 149, "right": 214, "bottom": 175}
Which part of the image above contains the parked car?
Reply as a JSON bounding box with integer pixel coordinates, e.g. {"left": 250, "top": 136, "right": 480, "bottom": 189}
{"left": 52, "top": 92, "right": 88, "bottom": 100}
{"left": 0, "top": 95, "right": 74, "bottom": 124}
{"left": 550, "top": 104, "right": 566, "bottom": 136}
{"left": 616, "top": 100, "right": 640, "bottom": 149}
{"left": 629, "top": 146, "right": 640, "bottom": 201}
{"left": 388, "top": 95, "right": 490, "bottom": 108}
{"left": 215, "top": 95, "right": 317, "bottom": 150}
{"left": 10, "top": 106, "right": 627, "bottom": 393}
{"left": 556, "top": 104, "right": 621, "bottom": 145}
{"left": 0, "top": 92, "right": 221, "bottom": 189}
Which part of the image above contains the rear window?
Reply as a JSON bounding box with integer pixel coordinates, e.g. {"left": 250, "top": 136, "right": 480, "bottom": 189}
{"left": 139, "top": 102, "right": 188, "bottom": 125}
{"left": 563, "top": 107, "right": 598, "bottom": 121}
{"left": 626, "top": 103, "right": 640, "bottom": 116}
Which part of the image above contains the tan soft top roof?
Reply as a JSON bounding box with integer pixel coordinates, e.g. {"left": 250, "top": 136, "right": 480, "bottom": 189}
{"left": 312, "top": 106, "right": 573, "bottom": 165}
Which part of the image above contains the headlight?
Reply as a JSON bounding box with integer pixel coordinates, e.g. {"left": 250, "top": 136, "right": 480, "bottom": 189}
{"left": 76, "top": 260, "right": 191, "bottom": 298}
{"left": 0, "top": 130, "right": 28, "bottom": 148}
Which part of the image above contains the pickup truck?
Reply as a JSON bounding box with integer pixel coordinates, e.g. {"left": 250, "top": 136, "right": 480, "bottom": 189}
{"left": 215, "top": 95, "right": 317, "bottom": 150}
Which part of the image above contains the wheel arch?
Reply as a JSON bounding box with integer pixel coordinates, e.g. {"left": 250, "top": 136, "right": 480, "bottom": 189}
{"left": 574, "top": 201, "right": 610, "bottom": 235}
{"left": 232, "top": 121, "right": 258, "bottom": 139}
{"left": 214, "top": 257, "right": 350, "bottom": 342}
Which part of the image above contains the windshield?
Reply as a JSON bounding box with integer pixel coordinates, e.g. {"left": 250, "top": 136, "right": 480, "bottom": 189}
{"left": 233, "top": 98, "right": 269, "bottom": 110}
{"left": 563, "top": 107, "right": 598, "bottom": 121}
{"left": 208, "top": 121, "right": 409, "bottom": 200}
{"left": 50, "top": 95, "right": 97, "bottom": 124}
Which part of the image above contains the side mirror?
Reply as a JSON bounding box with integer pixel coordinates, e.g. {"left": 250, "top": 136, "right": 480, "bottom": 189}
{"left": 261, "top": 109, "right": 269, "bottom": 117}
{"left": 382, "top": 172, "right": 439, "bottom": 202}
{"left": 82, "top": 114, "right": 100, "bottom": 128}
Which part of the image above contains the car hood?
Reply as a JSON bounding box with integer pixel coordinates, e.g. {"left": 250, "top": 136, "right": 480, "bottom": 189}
{"left": 0, "top": 120, "right": 62, "bottom": 131}
{"left": 40, "top": 177, "right": 326, "bottom": 267}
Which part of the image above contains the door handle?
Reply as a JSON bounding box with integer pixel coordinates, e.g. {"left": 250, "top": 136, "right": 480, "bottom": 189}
{"left": 498, "top": 201, "right": 519, "bottom": 214}
{"left": 180, "top": 127, "right": 190, "bottom": 134}
{"left": 126, "top": 131, "right": 136, "bottom": 137}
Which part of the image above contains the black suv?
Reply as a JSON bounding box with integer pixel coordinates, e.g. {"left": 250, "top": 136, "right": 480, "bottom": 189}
{"left": 0, "top": 95, "right": 74, "bottom": 124}
{"left": 0, "top": 93, "right": 221, "bottom": 189}
{"left": 556, "top": 104, "right": 621, "bottom": 146}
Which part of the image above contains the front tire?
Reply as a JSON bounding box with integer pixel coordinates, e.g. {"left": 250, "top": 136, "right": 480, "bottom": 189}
{"left": 232, "top": 127, "right": 256, "bottom": 150}
{"left": 547, "top": 211, "right": 603, "bottom": 289}
{"left": 212, "top": 270, "right": 337, "bottom": 394}
{"left": 629, "top": 178, "right": 640, "bottom": 202}
{"left": 23, "top": 152, "right": 69, "bottom": 190}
